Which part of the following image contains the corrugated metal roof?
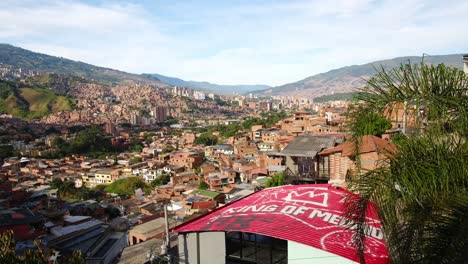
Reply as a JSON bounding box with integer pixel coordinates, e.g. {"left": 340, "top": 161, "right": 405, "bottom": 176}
{"left": 175, "top": 184, "right": 388, "bottom": 264}
{"left": 279, "top": 135, "right": 340, "bottom": 157}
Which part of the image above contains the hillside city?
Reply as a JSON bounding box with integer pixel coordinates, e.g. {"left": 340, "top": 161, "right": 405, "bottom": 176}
{"left": 0, "top": 3, "right": 467, "bottom": 263}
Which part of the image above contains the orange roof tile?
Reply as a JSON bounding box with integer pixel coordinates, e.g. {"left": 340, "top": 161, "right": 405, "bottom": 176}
{"left": 320, "top": 135, "right": 395, "bottom": 157}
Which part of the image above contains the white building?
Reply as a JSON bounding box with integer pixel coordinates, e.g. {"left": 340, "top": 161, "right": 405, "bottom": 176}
{"left": 193, "top": 91, "right": 206, "bottom": 100}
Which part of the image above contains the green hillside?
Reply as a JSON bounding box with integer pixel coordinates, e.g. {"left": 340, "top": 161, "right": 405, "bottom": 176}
{"left": 0, "top": 44, "right": 268, "bottom": 93}
{"left": 313, "top": 92, "right": 356, "bottom": 103}
{"left": 0, "top": 44, "right": 163, "bottom": 86}
{"left": 0, "top": 79, "right": 75, "bottom": 119}
{"left": 255, "top": 54, "right": 465, "bottom": 96}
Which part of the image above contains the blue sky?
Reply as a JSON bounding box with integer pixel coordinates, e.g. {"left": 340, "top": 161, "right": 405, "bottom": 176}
{"left": 1, "top": 0, "right": 467, "bottom": 86}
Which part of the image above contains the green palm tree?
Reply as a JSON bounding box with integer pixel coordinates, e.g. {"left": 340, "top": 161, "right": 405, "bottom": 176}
{"left": 344, "top": 62, "right": 468, "bottom": 263}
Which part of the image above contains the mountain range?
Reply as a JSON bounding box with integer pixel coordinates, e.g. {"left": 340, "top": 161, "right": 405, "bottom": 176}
{"left": 0, "top": 44, "right": 269, "bottom": 94}
{"left": 142, "top": 73, "right": 271, "bottom": 94}
{"left": 0, "top": 44, "right": 164, "bottom": 87}
{"left": 254, "top": 54, "right": 465, "bottom": 97}
{"left": 0, "top": 44, "right": 464, "bottom": 97}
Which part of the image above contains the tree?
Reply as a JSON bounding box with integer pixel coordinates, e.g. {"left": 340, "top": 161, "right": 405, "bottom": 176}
{"left": 162, "top": 145, "right": 175, "bottom": 154}
{"left": 104, "top": 177, "right": 150, "bottom": 196}
{"left": 51, "top": 178, "right": 90, "bottom": 202}
{"left": 195, "top": 133, "right": 218, "bottom": 146}
{"left": 130, "top": 156, "right": 142, "bottom": 163}
{"left": 346, "top": 105, "right": 391, "bottom": 136}
{"left": 150, "top": 174, "right": 170, "bottom": 188}
{"left": 265, "top": 172, "right": 285, "bottom": 188}
{"left": 198, "top": 180, "right": 209, "bottom": 190}
{"left": 53, "top": 126, "right": 115, "bottom": 157}
{"left": 0, "top": 145, "right": 13, "bottom": 160}
{"left": 105, "top": 206, "right": 121, "bottom": 219}
{"left": 0, "top": 230, "right": 85, "bottom": 263}
{"left": 344, "top": 62, "right": 468, "bottom": 263}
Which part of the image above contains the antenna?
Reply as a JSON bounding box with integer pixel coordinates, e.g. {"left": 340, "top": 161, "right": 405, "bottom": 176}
{"left": 421, "top": 53, "right": 430, "bottom": 64}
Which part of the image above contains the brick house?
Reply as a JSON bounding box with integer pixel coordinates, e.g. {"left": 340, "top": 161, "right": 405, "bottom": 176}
{"left": 318, "top": 135, "right": 395, "bottom": 187}
{"left": 234, "top": 142, "right": 258, "bottom": 158}
{"left": 168, "top": 151, "right": 204, "bottom": 169}
{"left": 200, "top": 163, "right": 217, "bottom": 176}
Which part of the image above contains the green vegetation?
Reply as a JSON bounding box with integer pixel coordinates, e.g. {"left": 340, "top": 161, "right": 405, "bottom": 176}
{"left": 0, "top": 44, "right": 159, "bottom": 86}
{"left": 0, "top": 80, "right": 28, "bottom": 117}
{"left": 20, "top": 88, "right": 74, "bottom": 118}
{"left": 52, "top": 126, "right": 116, "bottom": 157}
{"left": 345, "top": 62, "right": 468, "bottom": 263}
{"left": 265, "top": 172, "right": 285, "bottom": 188}
{"left": 313, "top": 92, "right": 356, "bottom": 103}
{"left": 130, "top": 156, "right": 142, "bottom": 163}
{"left": 0, "top": 79, "right": 75, "bottom": 119}
{"left": 191, "top": 111, "right": 288, "bottom": 144}
{"left": 0, "top": 145, "right": 14, "bottom": 159}
{"left": 0, "top": 230, "right": 85, "bottom": 264}
{"left": 128, "top": 138, "right": 144, "bottom": 152}
{"left": 347, "top": 105, "right": 391, "bottom": 136}
{"left": 104, "top": 177, "right": 151, "bottom": 195}
{"left": 158, "top": 117, "right": 179, "bottom": 127}
{"left": 49, "top": 178, "right": 102, "bottom": 202}
{"left": 242, "top": 111, "right": 288, "bottom": 130}
{"left": 195, "top": 132, "right": 218, "bottom": 146}
{"left": 255, "top": 53, "right": 464, "bottom": 96}
{"left": 150, "top": 174, "right": 171, "bottom": 188}
{"left": 161, "top": 145, "right": 175, "bottom": 154}
{"left": 198, "top": 181, "right": 209, "bottom": 190}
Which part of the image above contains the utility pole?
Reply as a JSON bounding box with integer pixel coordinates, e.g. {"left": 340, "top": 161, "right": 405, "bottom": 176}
{"left": 402, "top": 100, "right": 407, "bottom": 135}
{"left": 164, "top": 203, "right": 170, "bottom": 248}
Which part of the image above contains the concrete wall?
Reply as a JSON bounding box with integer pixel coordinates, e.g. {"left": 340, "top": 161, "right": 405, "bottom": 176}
{"left": 178, "top": 232, "right": 225, "bottom": 264}
{"left": 288, "top": 241, "right": 357, "bottom": 264}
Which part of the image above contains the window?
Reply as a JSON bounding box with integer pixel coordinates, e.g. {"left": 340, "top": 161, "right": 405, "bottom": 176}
{"left": 226, "top": 232, "right": 287, "bottom": 264}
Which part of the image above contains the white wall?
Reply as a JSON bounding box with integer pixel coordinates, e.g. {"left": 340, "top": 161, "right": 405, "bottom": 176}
{"left": 178, "top": 232, "right": 356, "bottom": 264}
{"left": 200, "top": 232, "right": 225, "bottom": 264}
{"left": 288, "top": 241, "right": 357, "bottom": 264}
{"left": 178, "top": 232, "right": 225, "bottom": 264}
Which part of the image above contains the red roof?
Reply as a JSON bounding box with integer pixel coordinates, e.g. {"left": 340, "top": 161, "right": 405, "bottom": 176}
{"left": 192, "top": 201, "right": 216, "bottom": 210}
{"left": 320, "top": 135, "right": 395, "bottom": 157}
{"left": 175, "top": 184, "right": 388, "bottom": 263}
{"left": 249, "top": 168, "right": 268, "bottom": 175}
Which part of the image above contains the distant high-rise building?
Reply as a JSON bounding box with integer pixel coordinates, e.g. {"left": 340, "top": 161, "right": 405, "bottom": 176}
{"left": 155, "top": 106, "right": 168, "bottom": 123}
{"left": 141, "top": 117, "right": 153, "bottom": 126}
{"left": 463, "top": 54, "right": 468, "bottom": 74}
{"left": 130, "top": 114, "right": 140, "bottom": 126}
{"left": 104, "top": 122, "right": 116, "bottom": 135}
{"left": 259, "top": 101, "right": 272, "bottom": 111}
{"left": 193, "top": 91, "right": 206, "bottom": 100}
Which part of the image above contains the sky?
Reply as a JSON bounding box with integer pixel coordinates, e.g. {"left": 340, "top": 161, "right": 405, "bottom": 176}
{"left": 1, "top": 0, "right": 467, "bottom": 86}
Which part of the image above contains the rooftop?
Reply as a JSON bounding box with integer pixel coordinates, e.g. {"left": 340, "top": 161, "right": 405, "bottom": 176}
{"left": 175, "top": 184, "right": 388, "bottom": 264}
{"left": 319, "top": 135, "right": 395, "bottom": 157}
{"left": 279, "top": 135, "right": 342, "bottom": 157}
{"left": 130, "top": 217, "right": 166, "bottom": 237}
{"left": 191, "top": 189, "right": 221, "bottom": 198}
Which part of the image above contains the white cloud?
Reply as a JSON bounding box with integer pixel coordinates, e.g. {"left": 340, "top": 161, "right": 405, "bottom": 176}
{"left": 0, "top": 0, "right": 467, "bottom": 86}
